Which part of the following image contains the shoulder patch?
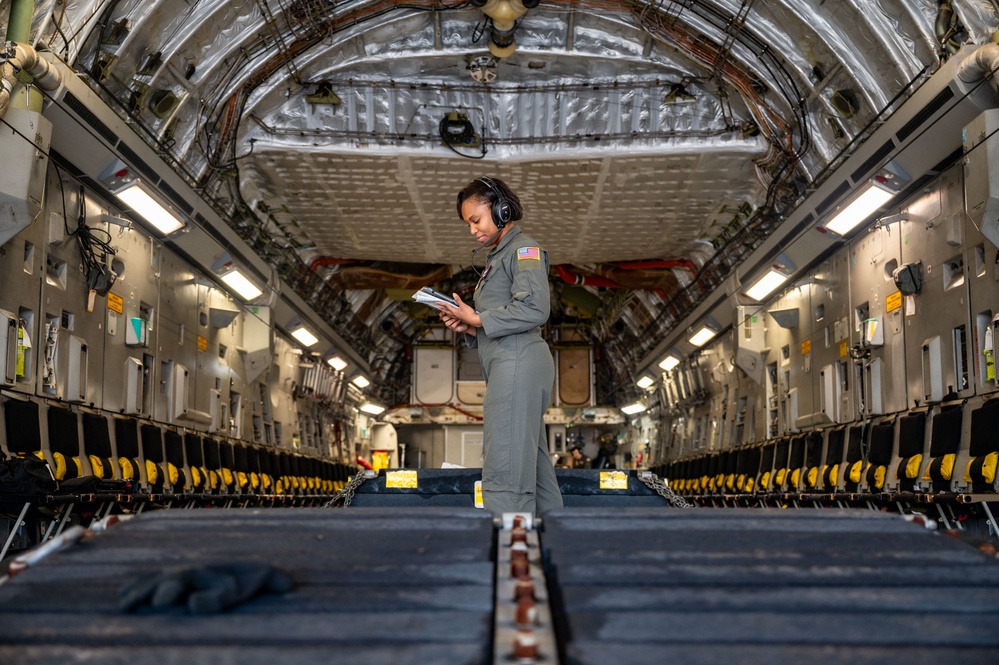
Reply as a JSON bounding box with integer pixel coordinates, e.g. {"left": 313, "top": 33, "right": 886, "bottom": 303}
{"left": 517, "top": 247, "right": 541, "bottom": 261}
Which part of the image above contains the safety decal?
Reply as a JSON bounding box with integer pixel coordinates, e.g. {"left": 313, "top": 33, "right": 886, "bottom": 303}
{"left": 517, "top": 246, "right": 540, "bottom": 260}
{"left": 599, "top": 471, "right": 629, "bottom": 490}
{"left": 386, "top": 469, "right": 418, "bottom": 488}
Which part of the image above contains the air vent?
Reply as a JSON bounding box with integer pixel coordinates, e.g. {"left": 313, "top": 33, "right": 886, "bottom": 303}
{"left": 815, "top": 181, "right": 852, "bottom": 216}
{"left": 741, "top": 213, "right": 814, "bottom": 281}
{"left": 48, "top": 150, "right": 84, "bottom": 176}
{"left": 117, "top": 142, "right": 160, "bottom": 183}
{"left": 850, "top": 140, "right": 895, "bottom": 183}
{"left": 195, "top": 212, "right": 208, "bottom": 226}
{"left": 907, "top": 173, "right": 935, "bottom": 195}
{"left": 930, "top": 147, "right": 963, "bottom": 175}
{"left": 787, "top": 212, "right": 816, "bottom": 241}
{"left": 157, "top": 181, "right": 194, "bottom": 215}
{"left": 64, "top": 91, "right": 119, "bottom": 147}
{"left": 896, "top": 86, "right": 955, "bottom": 142}
{"left": 79, "top": 176, "right": 103, "bottom": 192}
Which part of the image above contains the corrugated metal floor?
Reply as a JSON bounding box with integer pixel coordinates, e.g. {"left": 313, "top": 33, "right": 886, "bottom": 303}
{"left": 0, "top": 508, "right": 495, "bottom": 665}
{"left": 542, "top": 508, "right": 999, "bottom": 665}
{"left": 3, "top": 507, "right": 999, "bottom": 664}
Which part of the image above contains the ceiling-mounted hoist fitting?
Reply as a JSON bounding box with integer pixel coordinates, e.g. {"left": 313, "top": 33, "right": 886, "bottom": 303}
{"left": 440, "top": 112, "right": 481, "bottom": 149}
{"left": 474, "top": 0, "right": 540, "bottom": 59}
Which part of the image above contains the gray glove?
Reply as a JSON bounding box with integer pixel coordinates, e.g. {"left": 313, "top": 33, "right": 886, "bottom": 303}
{"left": 120, "top": 563, "right": 293, "bottom": 614}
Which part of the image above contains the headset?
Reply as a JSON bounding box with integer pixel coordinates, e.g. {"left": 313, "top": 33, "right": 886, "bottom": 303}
{"left": 477, "top": 176, "right": 513, "bottom": 229}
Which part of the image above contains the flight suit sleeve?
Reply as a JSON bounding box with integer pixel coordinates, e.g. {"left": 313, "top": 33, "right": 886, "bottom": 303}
{"left": 463, "top": 332, "right": 478, "bottom": 348}
{"left": 478, "top": 249, "right": 550, "bottom": 338}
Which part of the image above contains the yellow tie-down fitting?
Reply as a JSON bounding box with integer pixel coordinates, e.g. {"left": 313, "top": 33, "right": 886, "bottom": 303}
{"left": 471, "top": 0, "right": 541, "bottom": 59}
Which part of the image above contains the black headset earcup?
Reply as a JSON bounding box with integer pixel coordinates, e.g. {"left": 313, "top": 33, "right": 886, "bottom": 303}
{"left": 494, "top": 200, "right": 511, "bottom": 228}
{"left": 479, "top": 177, "right": 510, "bottom": 229}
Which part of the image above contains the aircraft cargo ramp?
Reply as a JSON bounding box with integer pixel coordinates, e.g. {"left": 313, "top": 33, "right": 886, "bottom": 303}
{"left": 1, "top": 507, "right": 998, "bottom": 664}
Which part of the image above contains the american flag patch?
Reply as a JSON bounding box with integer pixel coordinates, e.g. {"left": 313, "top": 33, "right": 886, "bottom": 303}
{"left": 517, "top": 246, "right": 540, "bottom": 260}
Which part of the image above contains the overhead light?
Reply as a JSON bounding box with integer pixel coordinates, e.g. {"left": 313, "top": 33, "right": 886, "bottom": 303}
{"left": 291, "top": 327, "right": 319, "bottom": 347}
{"left": 659, "top": 355, "right": 680, "bottom": 371}
{"left": 327, "top": 356, "right": 348, "bottom": 371}
{"left": 621, "top": 402, "right": 647, "bottom": 415}
{"left": 360, "top": 402, "right": 385, "bottom": 415}
{"left": 745, "top": 269, "right": 789, "bottom": 302}
{"left": 113, "top": 180, "right": 185, "bottom": 235}
{"left": 351, "top": 375, "right": 370, "bottom": 388}
{"left": 219, "top": 269, "right": 262, "bottom": 300}
{"left": 824, "top": 182, "right": 894, "bottom": 235}
{"left": 636, "top": 376, "right": 655, "bottom": 389}
{"left": 688, "top": 325, "right": 717, "bottom": 347}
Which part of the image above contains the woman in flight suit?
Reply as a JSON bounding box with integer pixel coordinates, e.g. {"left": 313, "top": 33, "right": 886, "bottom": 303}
{"left": 438, "top": 177, "right": 564, "bottom": 517}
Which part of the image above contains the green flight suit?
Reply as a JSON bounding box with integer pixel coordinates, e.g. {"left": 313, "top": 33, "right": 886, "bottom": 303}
{"left": 468, "top": 226, "right": 564, "bottom": 516}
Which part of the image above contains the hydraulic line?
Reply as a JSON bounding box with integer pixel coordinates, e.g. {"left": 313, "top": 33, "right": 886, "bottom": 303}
{"left": 4, "top": 0, "right": 33, "bottom": 43}
{"left": 3, "top": 0, "right": 44, "bottom": 113}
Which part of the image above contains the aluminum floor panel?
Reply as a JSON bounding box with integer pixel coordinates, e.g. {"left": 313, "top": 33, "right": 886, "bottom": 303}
{"left": 543, "top": 508, "right": 999, "bottom": 664}
{"left": 0, "top": 507, "right": 495, "bottom": 664}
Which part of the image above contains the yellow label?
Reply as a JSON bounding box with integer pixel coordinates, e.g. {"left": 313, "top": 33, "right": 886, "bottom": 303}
{"left": 801, "top": 339, "right": 811, "bottom": 355}
{"left": 107, "top": 292, "right": 124, "bottom": 315}
{"left": 474, "top": 480, "right": 484, "bottom": 509}
{"left": 599, "top": 470, "right": 629, "bottom": 490}
{"left": 371, "top": 450, "right": 390, "bottom": 473}
{"left": 197, "top": 335, "right": 208, "bottom": 351}
{"left": 886, "top": 290, "right": 902, "bottom": 313}
{"left": 385, "top": 469, "right": 418, "bottom": 489}
{"left": 839, "top": 340, "right": 848, "bottom": 358}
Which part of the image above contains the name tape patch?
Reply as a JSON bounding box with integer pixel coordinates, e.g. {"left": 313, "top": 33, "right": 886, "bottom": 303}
{"left": 517, "top": 246, "right": 540, "bottom": 261}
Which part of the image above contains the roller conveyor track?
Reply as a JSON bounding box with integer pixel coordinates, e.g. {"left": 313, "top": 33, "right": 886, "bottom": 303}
{"left": 1, "top": 507, "right": 998, "bottom": 664}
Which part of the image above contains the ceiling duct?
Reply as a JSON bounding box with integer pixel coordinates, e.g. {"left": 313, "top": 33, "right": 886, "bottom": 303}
{"left": 471, "top": 0, "right": 541, "bottom": 59}
{"left": 959, "top": 43, "right": 999, "bottom": 249}
{"left": 0, "top": 42, "right": 62, "bottom": 247}
{"left": 0, "top": 42, "right": 62, "bottom": 119}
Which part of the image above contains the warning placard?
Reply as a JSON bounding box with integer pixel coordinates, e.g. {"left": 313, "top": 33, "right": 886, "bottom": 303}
{"left": 107, "top": 292, "right": 124, "bottom": 314}
{"left": 599, "top": 471, "right": 629, "bottom": 490}
{"left": 385, "top": 470, "right": 418, "bottom": 489}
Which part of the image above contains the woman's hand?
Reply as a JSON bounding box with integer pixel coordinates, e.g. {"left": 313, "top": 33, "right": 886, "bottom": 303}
{"left": 439, "top": 309, "right": 472, "bottom": 335}
{"left": 437, "top": 293, "right": 480, "bottom": 334}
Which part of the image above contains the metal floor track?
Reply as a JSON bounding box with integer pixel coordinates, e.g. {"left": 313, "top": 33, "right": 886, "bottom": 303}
{"left": 2, "top": 507, "right": 999, "bottom": 664}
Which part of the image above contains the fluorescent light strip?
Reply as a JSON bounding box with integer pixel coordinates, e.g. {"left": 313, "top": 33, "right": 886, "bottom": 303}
{"left": 824, "top": 183, "right": 894, "bottom": 235}
{"left": 636, "top": 376, "right": 655, "bottom": 389}
{"left": 688, "top": 326, "right": 716, "bottom": 347}
{"left": 621, "top": 402, "right": 647, "bottom": 415}
{"left": 291, "top": 327, "right": 319, "bottom": 347}
{"left": 659, "top": 355, "right": 680, "bottom": 371}
{"left": 745, "top": 269, "right": 788, "bottom": 302}
{"left": 327, "top": 356, "right": 348, "bottom": 371}
{"left": 351, "top": 375, "right": 370, "bottom": 388}
{"left": 115, "top": 182, "right": 185, "bottom": 235}
{"left": 360, "top": 402, "right": 385, "bottom": 415}
{"left": 219, "top": 269, "right": 263, "bottom": 300}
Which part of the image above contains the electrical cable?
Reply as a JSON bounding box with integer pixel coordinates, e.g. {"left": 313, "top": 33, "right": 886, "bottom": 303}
{"left": 56, "top": 170, "right": 117, "bottom": 297}
{"left": 470, "top": 229, "right": 502, "bottom": 276}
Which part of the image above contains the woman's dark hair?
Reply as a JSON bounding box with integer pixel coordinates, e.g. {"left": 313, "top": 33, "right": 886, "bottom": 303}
{"left": 456, "top": 177, "right": 524, "bottom": 222}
